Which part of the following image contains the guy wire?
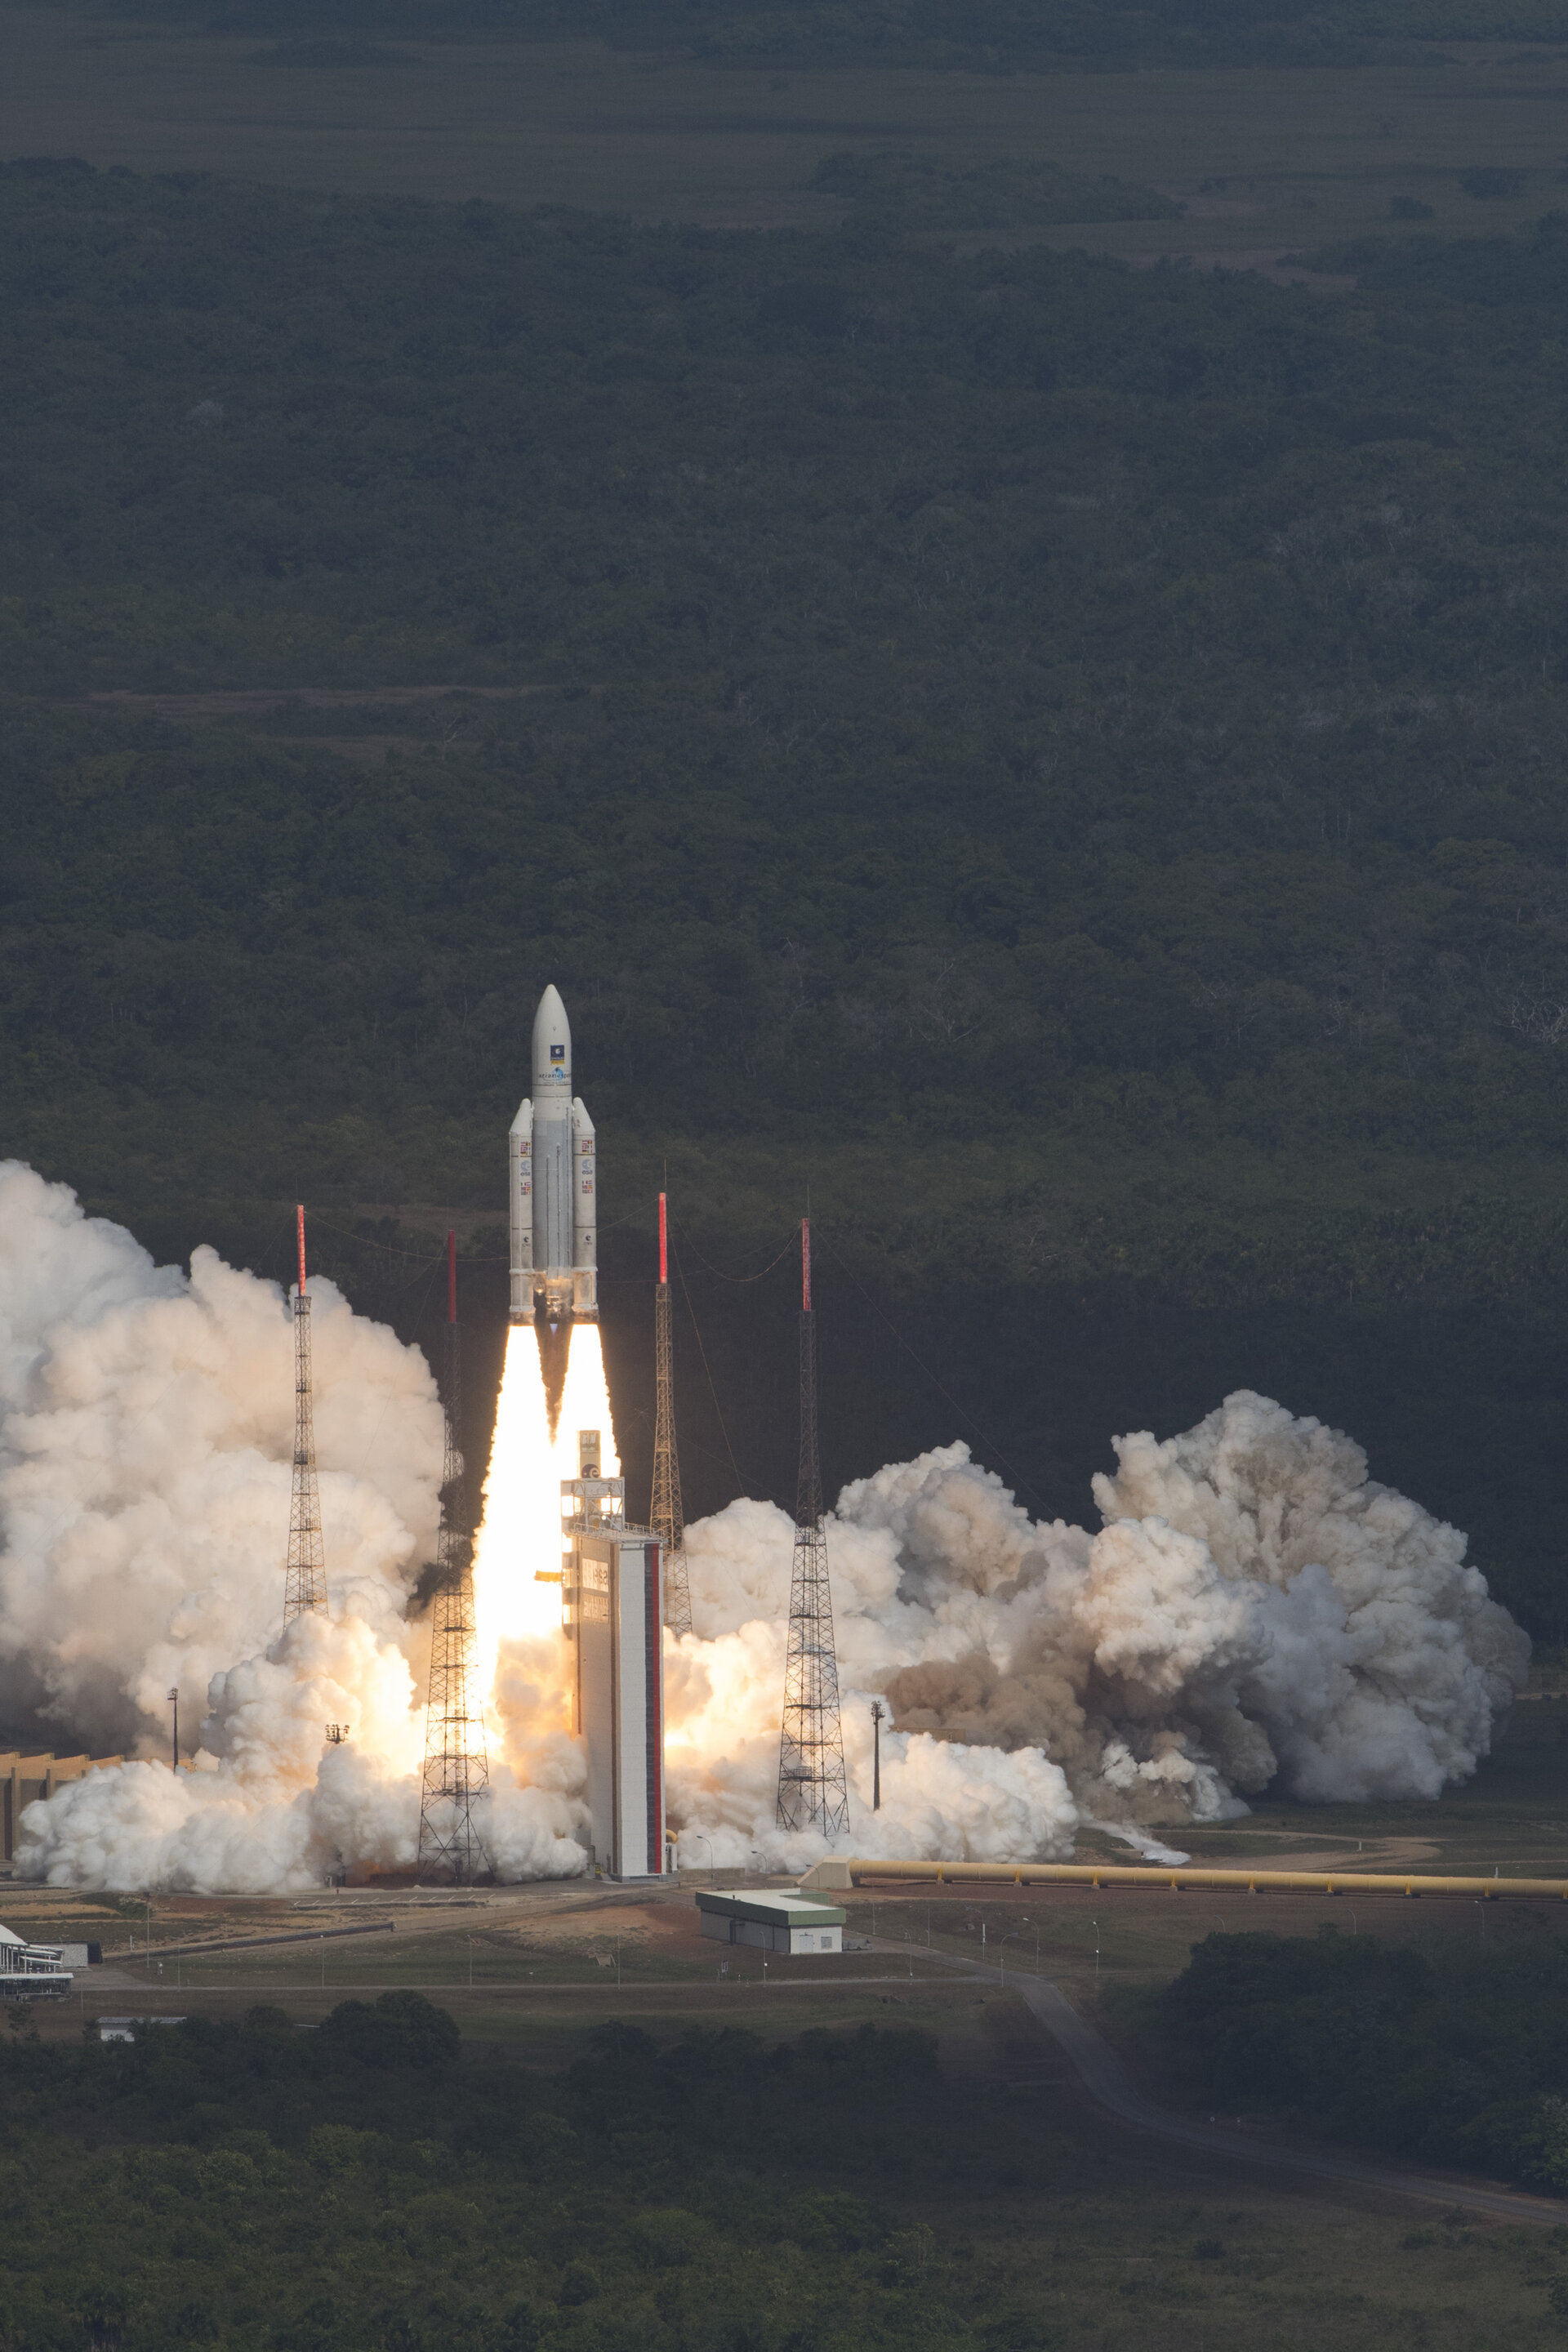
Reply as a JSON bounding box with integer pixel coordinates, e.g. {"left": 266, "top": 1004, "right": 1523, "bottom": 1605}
{"left": 675, "top": 1227, "right": 801, "bottom": 1284}
{"left": 670, "top": 1229, "right": 745, "bottom": 1497}
{"left": 814, "top": 1227, "right": 1051, "bottom": 1517}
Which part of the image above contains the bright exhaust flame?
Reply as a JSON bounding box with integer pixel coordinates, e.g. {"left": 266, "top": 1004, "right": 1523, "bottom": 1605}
{"left": 470, "top": 1321, "right": 620, "bottom": 1722}
{"left": 0, "top": 1170, "right": 1531, "bottom": 1893}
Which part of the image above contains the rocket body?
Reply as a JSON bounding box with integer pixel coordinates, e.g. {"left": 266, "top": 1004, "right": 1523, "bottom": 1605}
{"left": 510, "top": 986, "right": 598, "bottom": 1325}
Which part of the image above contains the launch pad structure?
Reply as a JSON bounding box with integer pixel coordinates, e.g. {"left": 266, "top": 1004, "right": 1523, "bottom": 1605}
{"left": 777, "top": 1220, "right": 850, "bottom": 1840}
{"left": 283, "top": 1205, "right": 327, "bottom": 1624}
{"left": 559, "top": 1430, "right": 666, "bottom": 1883}
{"left": 652, "top": 1191, "right": 693, "bottom": 1637}
{"left": 507, "top": 999, "right": 844, "bottom": 1866}
{"left": 417, "top": 1234, "right": 491, "bottom": 1885}
{"left": 501, "top": 985, "right": 670, "bottom": 1883}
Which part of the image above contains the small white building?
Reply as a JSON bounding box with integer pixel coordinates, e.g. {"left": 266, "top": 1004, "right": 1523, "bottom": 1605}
{"left": 695, "top": 1890, "right": 846, "bottom": 1954}
{"left": 0, "top": 1922, "right": 74, "bottom": 2000}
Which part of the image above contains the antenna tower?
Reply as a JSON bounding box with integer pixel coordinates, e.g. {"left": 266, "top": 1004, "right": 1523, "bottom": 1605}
{"left": 283, "top": 1205, "right": 327, "bottom": 1622}
{"left": 417, "top": 1233, "right": 491, "bottom": 1883}
{"left": 776, "top": 1219, "right": 849, "bottom": 1838}
{"left": 652, "top": 1193, "right": 692, "bottom": 1636}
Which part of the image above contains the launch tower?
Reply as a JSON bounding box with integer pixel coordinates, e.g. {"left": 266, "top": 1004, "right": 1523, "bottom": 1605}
{"left": 775, "top": 1221, "right": 849, "bottom": 1838}
{"left": 651, "top": 1193, "right": 692, "bottom": 1637}
{"left": 559, "top": 1432, "right": 666, "bottom": 1881}
{"left": 283, "top": 1205, "right": 327, "bottom": 1624}
{"left": 417, "top": 1234, "right": 490, "bottom": 1884}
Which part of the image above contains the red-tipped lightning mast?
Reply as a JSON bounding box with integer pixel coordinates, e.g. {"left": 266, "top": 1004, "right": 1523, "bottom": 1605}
{"left": 282, "top": 1205, "right": 327, "bottom": 1622}
{"left": 651, "top": 1191, "right": 691, "bottom": 1636}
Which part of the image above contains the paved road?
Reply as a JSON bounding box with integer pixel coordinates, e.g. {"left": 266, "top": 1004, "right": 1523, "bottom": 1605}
{"left": 871, "top": 1939, "right": 1567, "bottom": 2227}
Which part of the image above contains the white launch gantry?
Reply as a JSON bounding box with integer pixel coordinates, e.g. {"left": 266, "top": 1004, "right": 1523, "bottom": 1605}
{"left": 555, "top": 1431, "right": 666, "bottom": 1882}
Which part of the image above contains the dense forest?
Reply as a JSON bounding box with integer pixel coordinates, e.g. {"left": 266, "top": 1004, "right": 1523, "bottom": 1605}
{"left": 43, "top": 0, "right": 1568, "bottom": 68}
{"left": 0, "top": 1998, "right": 985, "bottom": 2351}
{"left": 1142, "top": 1926, "right": 1568, "bottom": 2195}
{"left": 3, "top": 163, "right": 1566, "bottom": 1271}
{"left": 0, "top": 101, "right": 1565, "bottom": 1617}
{"left": 8, "top": 1980, "right": 1568, "bottom": 2347}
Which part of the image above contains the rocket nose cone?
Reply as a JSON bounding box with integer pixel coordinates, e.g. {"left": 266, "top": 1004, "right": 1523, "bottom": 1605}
{"left": 532, "top": 982, "right": 572, "bottom": 1089}
{"left": 532, "top": 983, "right": 569, "bottom": 1050}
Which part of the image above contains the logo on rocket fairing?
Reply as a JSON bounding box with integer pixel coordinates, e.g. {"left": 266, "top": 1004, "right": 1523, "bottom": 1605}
{"left": 550, "top": 1045, "right": 565, "bottom": 1060}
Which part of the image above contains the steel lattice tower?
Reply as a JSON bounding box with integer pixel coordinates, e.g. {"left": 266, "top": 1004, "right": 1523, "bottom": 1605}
{"left": 776, "top": 1219, "right": 849, "bottom": 1838}
{"left": 283, "top": 1205, "right": 327, "bottom": 1623}
{"left": 417, "top": 1233, "right": 491, "bottom": 1884}
{"left": 653, "top": 1193, "right": 692, "bottom": 1637}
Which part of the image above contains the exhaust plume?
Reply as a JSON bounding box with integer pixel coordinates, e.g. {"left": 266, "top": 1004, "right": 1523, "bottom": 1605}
{"left": 4, "top": 1172, "right": 1527, "bottom": 1889}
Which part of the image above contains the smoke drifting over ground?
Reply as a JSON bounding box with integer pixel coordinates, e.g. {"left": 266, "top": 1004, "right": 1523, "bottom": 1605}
{"left": 666, "top": 1400, "right": 1528, "bottom": 1869}
{"left": 4, "top": 1171, "right": 1527, "bottom": 1890}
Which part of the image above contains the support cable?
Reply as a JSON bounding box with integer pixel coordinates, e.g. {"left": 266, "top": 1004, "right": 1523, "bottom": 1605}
{"left": 670, "top": 1230, "right": 745, "bottom": 1498}
{"left": 813, "top": 1228, "right": 1051, "bottom": 1517}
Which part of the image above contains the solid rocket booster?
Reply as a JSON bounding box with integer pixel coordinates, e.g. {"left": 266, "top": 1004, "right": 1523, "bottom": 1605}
{"left": 510, "top": 984, "right": 597, "bottom": 1325}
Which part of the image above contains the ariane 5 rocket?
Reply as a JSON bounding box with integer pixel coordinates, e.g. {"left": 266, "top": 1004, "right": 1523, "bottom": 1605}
{"left": 510, "top": 985, "right": 598, "bottom": 1328}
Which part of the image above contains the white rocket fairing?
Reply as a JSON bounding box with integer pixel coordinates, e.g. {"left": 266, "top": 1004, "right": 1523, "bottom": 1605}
{"left": 510, "top": 985, "right": 598, "bottom": 1325}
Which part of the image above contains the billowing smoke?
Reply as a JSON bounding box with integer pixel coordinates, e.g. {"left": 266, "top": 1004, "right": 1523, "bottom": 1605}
{"left": 0, "top": 1162, "right": 442, "bottom": 1749}
{"left": 1, "top": 1168, "right": 583, "bottom": 1891}
{"left": 5, "top": 1169, "right": 1528, "bottom": 1890}
{"left": 664, "top": 1397, "right": 1528, "bottom": 1869}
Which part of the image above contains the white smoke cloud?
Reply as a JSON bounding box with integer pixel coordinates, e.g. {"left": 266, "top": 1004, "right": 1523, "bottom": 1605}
{"left": 0, "top": 1164, "right": 441, "bottom": 1757}
{"left": 2, "top": 1169, "right": 1529, "bottom": 1891}
{"left": 1091, "top": 1393, "right": 1530, "bottom": 1803}
{"left": 0, "top": 1169, "right": 588, "bottom": 1891}
{"left": 666, "top": 1396, "right": 1529, "bottom": 1864}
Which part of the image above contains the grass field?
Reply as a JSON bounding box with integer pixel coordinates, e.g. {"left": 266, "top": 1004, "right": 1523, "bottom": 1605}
{"left": 16, "top": 1957, "right": 1568, "bottom": 2350}
{"left": 7, "top": 1728, "right": 1567, "bottom": 2019}
{"left": 9, "top": 1753, "right": 1568, "bottom": 2345}
{"left": 2, "top": 5, "right": 1566, "bottom": 259}
{"left": 11, "top": 1864, "right": 1568, "bottom": 2347}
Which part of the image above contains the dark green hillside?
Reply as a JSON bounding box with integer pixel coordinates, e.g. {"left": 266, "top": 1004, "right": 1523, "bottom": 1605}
{"left": 51, "top": 0, "right": 1568, "bottom": 68}
{"left": 8, "top": 1989, "right": 1568, "bottom": 2350}
{"left": 2, "top": 166, "right": 1565, "bottom": 1235}
{"left": 1139, "top": 1925, "right": 1568, "bottom": 2189}
{"left": 0, "top": 161, "right": 1565, "bottom": 1619}
{"left": 0, "top": 2002, "right": 978, "bottom": 2351}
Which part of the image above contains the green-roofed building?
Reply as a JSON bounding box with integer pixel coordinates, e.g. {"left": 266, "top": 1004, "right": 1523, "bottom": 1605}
{"left": 695, "top": 1889, "right": 846, "bottom": 1954}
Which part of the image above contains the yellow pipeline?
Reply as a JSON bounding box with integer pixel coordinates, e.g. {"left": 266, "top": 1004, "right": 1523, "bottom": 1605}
{"left": 798, "top": 1857, "right": 1568, "bottom": 1900}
